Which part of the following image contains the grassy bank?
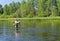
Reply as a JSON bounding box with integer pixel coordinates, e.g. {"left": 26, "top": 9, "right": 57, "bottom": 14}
{"left": 0, "top": 17, "right": 60, "bottom": 20}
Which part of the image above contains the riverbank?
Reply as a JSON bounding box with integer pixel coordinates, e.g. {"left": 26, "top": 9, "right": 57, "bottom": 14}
{"left": 0, "top": 17, "right": 60, "bottom": 20}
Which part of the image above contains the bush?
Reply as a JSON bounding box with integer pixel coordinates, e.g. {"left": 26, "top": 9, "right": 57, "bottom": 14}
{"left": 27, "top": 14, "right": 33, "bottom": 18}
{"left": 0, "top": 14, "right": 13, "bottom": 18}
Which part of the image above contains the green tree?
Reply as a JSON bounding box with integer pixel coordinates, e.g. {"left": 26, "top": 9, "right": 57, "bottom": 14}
{"left": 36, "top": 0, "right": 45, "bottom": 17}
{"left": 15, "top": 2, "right": 20, "bottom": 10}
{"left": 20, "top": 0, "right": 27, "bottom": 17}
{"left": 4, "top": 4, "right": 10, "bottom": 15}
{"left": 25, "top": 0, "right": 36, "bottom": 17}
{"left": 44, "top": 0, "right": 52, "bottom": 17}
{"left": 57, "top": 0, "right": 60, "bottom": 16}
{"left": 9, "top": 1, "right": 20, "bottom": 15}
{"left": 52, "top": 0, "right": 58, "bottom": 16}
{"left": 36, "top": 0, "right": 52, "bottom": 17}
{"left": 9, "top": 1, "right": 16, "bottom": 14}
{"left": 15, "top": 9, "right": 21, "bottom": 18}
{"left": 0, "top": 4, "right": 3, "bottom": 14}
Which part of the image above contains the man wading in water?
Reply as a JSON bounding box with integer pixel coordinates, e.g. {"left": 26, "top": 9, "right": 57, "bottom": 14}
{"left": 13, "top": 19, "right": 19, "bottom": 33}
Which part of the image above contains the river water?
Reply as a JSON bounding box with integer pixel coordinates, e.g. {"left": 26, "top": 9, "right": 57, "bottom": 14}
{"left": 0, "top": 20, "right": 60, "bottom": 41}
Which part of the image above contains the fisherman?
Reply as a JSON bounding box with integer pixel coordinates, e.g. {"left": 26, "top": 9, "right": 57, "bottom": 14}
{"left": 13, "top": 19, "right": 19, "bottom": 33}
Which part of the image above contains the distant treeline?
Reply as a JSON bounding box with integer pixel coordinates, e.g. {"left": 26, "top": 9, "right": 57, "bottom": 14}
{"left": 0, "top": 0, "right": 60, "bottom": 18}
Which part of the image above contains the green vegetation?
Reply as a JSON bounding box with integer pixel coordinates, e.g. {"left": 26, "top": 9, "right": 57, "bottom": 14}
{"left": 0, "top": 0, "right": 60, "bottom": 18}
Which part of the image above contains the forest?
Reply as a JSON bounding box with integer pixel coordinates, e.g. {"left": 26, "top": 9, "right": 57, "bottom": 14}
{"left": 0, "top": 0, "right": 60, "bottom": 18}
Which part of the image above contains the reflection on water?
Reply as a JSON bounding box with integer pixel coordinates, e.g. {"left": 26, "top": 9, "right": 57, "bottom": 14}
{"left": 0, "top": 20, "right": 60, "bottom": 41}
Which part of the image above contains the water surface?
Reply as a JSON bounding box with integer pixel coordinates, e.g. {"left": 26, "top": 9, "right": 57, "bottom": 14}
{"left": 0, "top": 20, "right": 60, "bottom": 41}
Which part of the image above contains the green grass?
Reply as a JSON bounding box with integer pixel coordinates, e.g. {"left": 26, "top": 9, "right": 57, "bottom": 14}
{"left": 0, "top": 17, "right": 60, "bottom": 20}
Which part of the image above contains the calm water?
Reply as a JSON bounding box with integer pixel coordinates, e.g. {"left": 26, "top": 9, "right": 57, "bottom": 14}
{"left": 0, "top": 20, "right": 60, "bottom": 41}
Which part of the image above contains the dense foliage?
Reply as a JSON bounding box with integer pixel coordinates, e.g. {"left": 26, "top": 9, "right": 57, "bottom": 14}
{"left": 0, "top": 0, "right": 60, "bottom": 18}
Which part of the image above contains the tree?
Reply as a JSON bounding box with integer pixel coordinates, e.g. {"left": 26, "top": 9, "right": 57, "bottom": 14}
{"left": 15, "top": 2, "right": 20, "bottom": 10}
{"left": 4, "top": 4, "right": 10, "bottom": 15}
{"left": 36, "top": 0, "right": 45, "bottom": 17}
{"left": 44, "top": 0, "right": 52, "bottom": 17}
{"left": 52, "top": 0, "right": 58, "bottom": 16}
{"left": 36, "top": 0, "right": 53, "bottom": 17}
{"left": 9, "top": 2, "right": 20, "bottom": 15}
{"left": 57, "top": 0, "right": 60, "bottom": 16}
{"left": 15, "top": 9, "right": 21, "bottom": 18}
{"left": 0, "top": 4, "right": 3, "bottom": 14}
{"left": 20, "top": 0, "right": 27, "bottom": 17}
{"left": 9, "top": 1, "right": 16, "bottom": 14}
{"left": 24, "top": 0, "right": 36, "bottom": 17}
{"left": 29, "top": 0, "right": 36, "bottom": 16}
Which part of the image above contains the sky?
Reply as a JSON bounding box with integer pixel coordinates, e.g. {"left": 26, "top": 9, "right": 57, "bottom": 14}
{"left": 0, "top": 0, "right": 22, "bottom": 7}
